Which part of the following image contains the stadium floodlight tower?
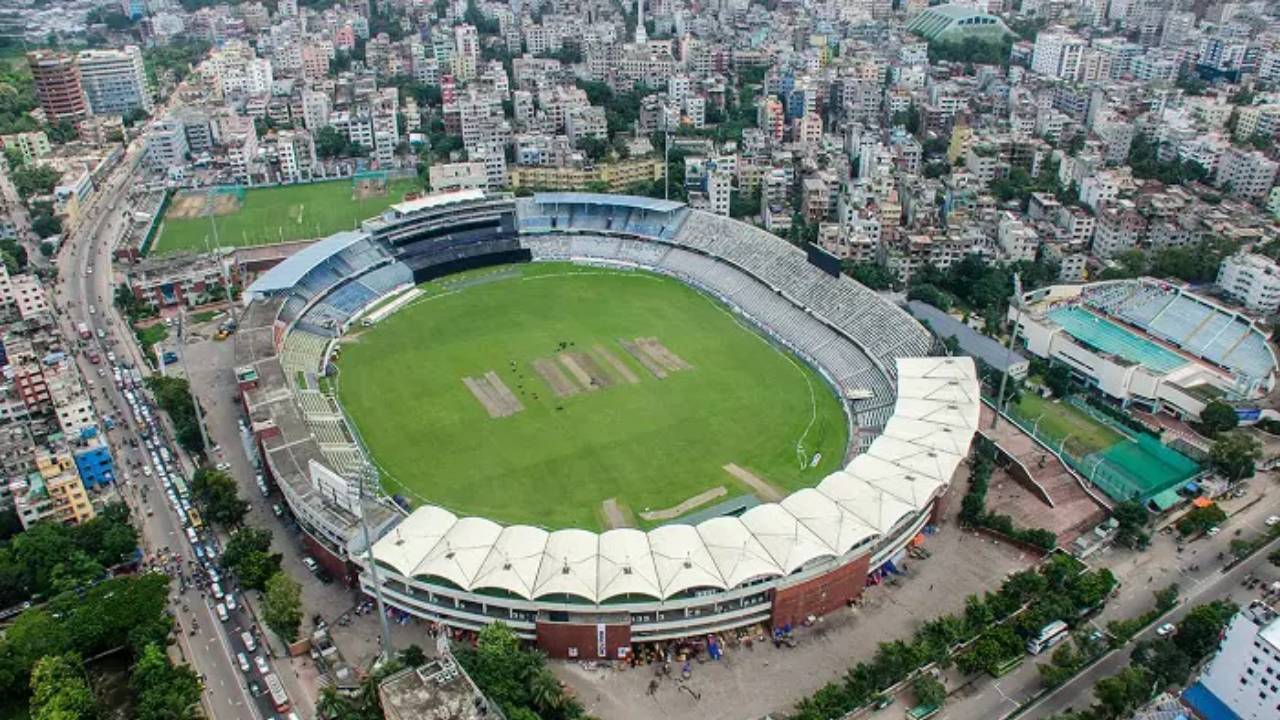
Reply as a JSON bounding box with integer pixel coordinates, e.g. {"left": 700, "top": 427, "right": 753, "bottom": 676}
{"left": 992, "top": 272, "right": 1025, "bottom": 429}
{"left": 357, "top": 462, "right": 395, "bottom": 665}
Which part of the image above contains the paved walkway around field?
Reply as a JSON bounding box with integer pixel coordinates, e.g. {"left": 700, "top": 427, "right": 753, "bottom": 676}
{"left": 601, "top": 498, "right": 634, "bottom": 529}
{"left": 555, "top": 488, "right": 1036, "bottom": 720}
{"left": 638, "top": 486, "right": 728, "bottom": 522}
{"left": 724, "top": 463, "right": 784, "bottom": 502}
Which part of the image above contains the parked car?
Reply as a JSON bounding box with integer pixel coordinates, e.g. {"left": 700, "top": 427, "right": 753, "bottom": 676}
{"left": 1156, "top": 623, "right": 1177, "bottom": 638}
{"left": 301, "top": 557, "right": 319, "bottom": 573}
{"left": 236, "top": 653, "right": 250, "bottom": 673}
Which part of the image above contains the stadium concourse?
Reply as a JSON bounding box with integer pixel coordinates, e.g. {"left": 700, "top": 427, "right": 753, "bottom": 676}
{"left": 232, "top": 190, "right": 982, "bottom": 658}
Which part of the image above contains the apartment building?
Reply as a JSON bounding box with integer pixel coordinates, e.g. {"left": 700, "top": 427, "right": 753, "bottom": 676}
{"left": 1218, "top": 253, "right": 1280, "bottom": 314}
{"left": 27, "top": 51, "right": 88, "bottom": 122}
{"left": 1216, "top": 148, "right": 1279, "bottom": 202}
{"left": 1186, "top": 603, "right": 1280, "bottom": 720}
{"left": 78, "top": 46, "right": 152, "bottom": 116}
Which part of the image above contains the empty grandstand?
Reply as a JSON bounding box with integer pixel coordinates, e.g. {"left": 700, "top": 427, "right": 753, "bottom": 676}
{"left": 235, "top": 191, "right": 977, "bottom": 657}
{"left": 1013, "top": 280, "right": 1278, "bottom": 419}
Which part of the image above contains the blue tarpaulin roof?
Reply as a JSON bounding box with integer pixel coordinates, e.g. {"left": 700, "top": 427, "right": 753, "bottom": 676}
{"left": 1182, "top": 681, "right": 1242, "bottom": 720}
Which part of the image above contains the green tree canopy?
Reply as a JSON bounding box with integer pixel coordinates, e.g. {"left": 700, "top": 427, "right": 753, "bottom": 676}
{"left": 263, "top": 572, "right": 303, "bottom": 643}
{"left": 1208, "top": 431, "right": 1262, "bottom": 482}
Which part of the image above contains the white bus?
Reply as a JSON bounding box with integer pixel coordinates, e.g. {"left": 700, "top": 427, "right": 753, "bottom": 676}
{"left": 264, "top": 673, "right": 290, "bottom": 712}
{"left": 1026, "top": 620, "right": 1070, "bottom": 655}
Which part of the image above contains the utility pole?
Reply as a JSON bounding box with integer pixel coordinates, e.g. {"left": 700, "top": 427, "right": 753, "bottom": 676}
{"left": 992, "top": 273, "right": 1025, "bottom": 429}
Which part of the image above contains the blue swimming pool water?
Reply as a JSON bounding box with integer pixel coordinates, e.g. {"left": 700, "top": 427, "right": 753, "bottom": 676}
{"left": 1047, "top": 306, "right": 1188, "bottom": 374}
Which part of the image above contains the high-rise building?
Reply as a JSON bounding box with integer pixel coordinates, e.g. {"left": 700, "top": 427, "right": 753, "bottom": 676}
{"left": 1218, "top": 253, "right": 1280, "bottom": 314}
{"left": 78, "top": 46, "right": 152, "bottom": 116}
{"left": 1030, "top": 28, "right": 1087, "bottom": 81}
{"left": 453, "top": 24, "right": 479, "bottom": 82}
{"left": 1185, "top": 603, "right": 1280, "bottom": 720}
{"left": 27, "top": 51, "right": 88, "bottom": 122}
{"left": 1216, "top": 147, "right": 1279, "bottom": 202}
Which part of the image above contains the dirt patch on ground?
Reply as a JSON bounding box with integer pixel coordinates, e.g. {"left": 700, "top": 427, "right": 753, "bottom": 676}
{"left": 462, "top": 372, "right": 524, "bottom": 418}
{"left": 569, "top": 351, "right": 613, "bottom": 389}
{"left": 533, "top": 358, "right": 579, "bottom": 397}
{"left": 484, "top": 371, "right": 524, "bottom": 414}
{"left": 724, "top": 463, "right": 785, "bottom": 502}
{"left": 601, "top": 498, "right": 635, "bottom": 529}
{"left": 166, "top": 191, "right": 242, "bottom": 220}
{"left": 353, "top": 177, "right": 388, "bottom": 201}
{"left": 593, "top": 344, "right": 639, "bottom": 384}
{"left": 639, "top": 337, "right": 691, "bottom": 372}
{"left": 639, "top": 486, "right": 728, "bottom": 522}
{"left": 557, "top": 352, "right": 599, "bottom": 392}
{"left": 619, "top": 339, "right": 667, "bottom": 379}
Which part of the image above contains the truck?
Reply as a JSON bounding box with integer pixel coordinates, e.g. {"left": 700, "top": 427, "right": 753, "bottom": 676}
{"left": 77, "top": 322, "right": 91, "bottom": 339}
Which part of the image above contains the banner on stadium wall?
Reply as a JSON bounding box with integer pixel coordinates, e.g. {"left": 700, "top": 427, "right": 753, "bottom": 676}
{"left": 596, "top": 624, "right": 606, "bottom": 658}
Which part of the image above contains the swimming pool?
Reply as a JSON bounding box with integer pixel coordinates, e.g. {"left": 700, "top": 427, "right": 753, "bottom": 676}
{"left": 1047, "top": 305, "right": 1189, "bottom": 375}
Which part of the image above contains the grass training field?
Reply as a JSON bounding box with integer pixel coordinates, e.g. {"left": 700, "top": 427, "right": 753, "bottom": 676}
{"left": 336, "top": 263, "right": 849, "bottom": 530}
{"left": 1012, "top": 393, "right": 1123, "bottom": 456}
{"left": 149, "top": 177, "right": 422, "bottom": 255}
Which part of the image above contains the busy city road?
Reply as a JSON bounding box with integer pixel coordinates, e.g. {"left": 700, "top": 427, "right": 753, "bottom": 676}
{"left": 51, "top": 150, "right": 289, "bottom": 719}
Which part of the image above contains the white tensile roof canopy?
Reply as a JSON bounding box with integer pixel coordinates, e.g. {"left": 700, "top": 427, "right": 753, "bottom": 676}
{"left": 369, "top": 357, "right": 980, "bottom": 603}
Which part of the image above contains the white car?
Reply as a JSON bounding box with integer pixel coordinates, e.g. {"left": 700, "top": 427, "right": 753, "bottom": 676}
{"left": 1266, "top": 515, "right": 1280, "bottom": 527}
{"left": 301, "top": 557, "right": 319, "bottom": 573}
{"left": 1156, "top": 623, "right": 1177, "bottom": 638}
{"left": 1207, "top": 526, "right": 1221, "bottom": 537}
{"left": 254, "top": 655, "right": 269, "bottom": 675}
{"left": 216, "top": 603, "right": 229, "bottom": 622}
{"left": 236, "top": 652, "right": 250, "bottom": 673}
{"left": 224, "top": 593, "right": 236, "bottom": 611}
{"left": 241, "top": 631, "right": 256, "bottom": 653}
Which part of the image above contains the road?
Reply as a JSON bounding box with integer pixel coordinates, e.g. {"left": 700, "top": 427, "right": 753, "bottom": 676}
{"left": 51, "top": 143, "right": 288, "bottom": 719}
{"left": 935, "top": 489, "right": 1280, "bottom": 720}
{"left": 1018, "top": 535, "right": 1280, "bottom": 720}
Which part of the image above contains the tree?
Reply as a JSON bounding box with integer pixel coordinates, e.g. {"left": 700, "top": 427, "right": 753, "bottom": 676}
{"left": 843, "top": 261, "right": 897, "bottom": 290}
{"left": 454, "top": 622, "right": 583, "bottom": 719}
{"left": 221, "top": 527, "right": 281, "bottom": 591}
{"left": 1173, "top": 601, "right": 1238, "bottom": 660}
{"left": 399, "top": 644, "right": 427, "bottom": 668}
{"left": 1199, "top": 401, "right": 1238, "bottom": 436}
{"left": 1177, "top": 503, "right": 1228, "bottom": 536}
{"left": 190, "top": 468, "right": 249, "bottom": 528}
{"left": 912, "top": 675, "right": 946, "bottom": 707}
{"left": 131, "top": 643, "right": 202, "bottom": 720}
{"left": 11, "top": 163, "right": 60, "bottom": 200}
{"left": 31, "top": 212, "right": 62, "bottom": 239}
{"left": 263, "top": 572, "right": 303, "bottom": 643}
{"left": 1112, "top": 500, "right": 1151, "bottom": 550}
{"left": 315, "top": 126, "right": 350, "bottom": 158}
{"left": 145, "top": 376, "right": 205, "bottom": 453}
{"left": 1043, "top": 362, "right": 1073, "bottom": 398}
{"left": 1209, "top": 431, "right": 1261, "bottom": 482}
{"left": 29, "top": 653, "right": 98, "bottom": 720}
{"left": 1091, "top": 665, "right": 1152, "bottom": 720}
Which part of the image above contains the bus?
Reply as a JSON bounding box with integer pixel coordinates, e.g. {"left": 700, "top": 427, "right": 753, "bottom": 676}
{"left": 264, "top": 673, "right": 289, "bottom": 712}
{"left": 1026, "top": 620, "right": 1070, "bottom": 655}
{"left": 186, "top": 508, "right": 203, "bottom": 530}
{"left": 172, "top": 475, "right": 189, "bottom": 499}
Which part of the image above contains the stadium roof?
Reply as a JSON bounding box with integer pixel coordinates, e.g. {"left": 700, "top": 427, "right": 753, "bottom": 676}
{"left": 388, "top": 188, "right": 487, "bottom": 217}
{"left": 247, "top": 230, "right": 367, "bottom": 297}
{"left": 532, "top": 192, "right": 686, "bottom": 214}
{"left": 367, "top": 356, "right": 980, "bottom": 603}
{"left": 906, "top": 4, "right": 1012, "bottom": 42}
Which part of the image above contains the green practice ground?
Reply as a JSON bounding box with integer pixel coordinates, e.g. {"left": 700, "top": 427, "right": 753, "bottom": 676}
{"left": 1010, "top": 393, "right": 1199, "bottom": 501}
{"left": 1012, "top": 393, "right": 1122, "bottom": 457}
{"left": 336, "top": 263, "right": 849, "bottom": 530}
{"left": 149, "top": 178, "right": 422, "bottom": 254}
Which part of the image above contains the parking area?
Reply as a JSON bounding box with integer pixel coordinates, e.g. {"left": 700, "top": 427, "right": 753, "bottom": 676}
{"left": 555, "top": 496, "right": 1036, "bottom": 720}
